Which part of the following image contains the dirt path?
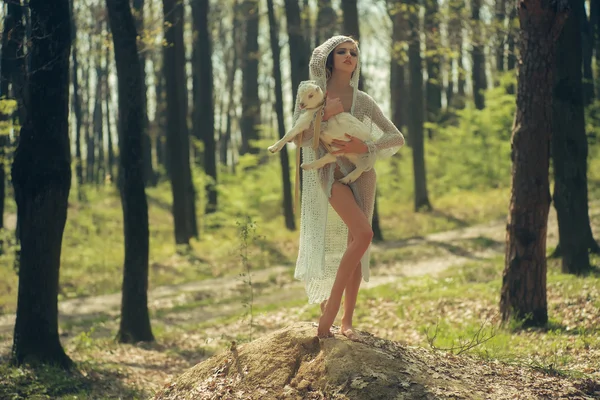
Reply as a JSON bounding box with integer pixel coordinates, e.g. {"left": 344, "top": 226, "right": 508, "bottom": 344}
{"left": 0, "top": 204, "right": 597, "bottom": 336}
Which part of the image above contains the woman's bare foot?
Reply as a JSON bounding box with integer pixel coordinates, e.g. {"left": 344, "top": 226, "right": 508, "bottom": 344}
{"left": 317, "top": 302, "right": 337, "bottom": 338}
{"left": 341, "top": 323, "right": 361, "bottom": 342}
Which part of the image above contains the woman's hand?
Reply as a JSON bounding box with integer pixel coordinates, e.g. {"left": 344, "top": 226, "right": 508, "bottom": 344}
{"left": 323, "top": 97, "right": 344, "bottom": 121}
{"left": 331, "top": 134, "right": 368, "bottom": 155}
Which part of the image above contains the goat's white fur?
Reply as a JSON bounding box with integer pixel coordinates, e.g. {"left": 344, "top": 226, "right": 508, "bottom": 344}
{"left": 267, "top": 82, "right": 372, "bottom": 184}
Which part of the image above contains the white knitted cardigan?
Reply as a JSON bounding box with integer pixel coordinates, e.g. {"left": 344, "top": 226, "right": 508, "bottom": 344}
{"left": 293, "top": 35, "right": 405, "bottom": 304}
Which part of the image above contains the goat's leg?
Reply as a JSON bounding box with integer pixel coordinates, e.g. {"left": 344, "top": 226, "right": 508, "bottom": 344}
{"left": 268, "top": 119, "right": 310, "bottom": 153}
{"left": 301, "top": 153, "right": 337, "bottom": 170}
{"left": 339, "top": 165, "right": 366, "bottom": 184}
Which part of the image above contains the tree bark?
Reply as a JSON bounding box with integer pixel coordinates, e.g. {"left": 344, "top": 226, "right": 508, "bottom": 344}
{"left": 552, "top": 0, "right": 599, "bottom": 275}
{"left": 447, "top": 0, "right": 465, "bottom": 106}
{"left": 192, "top": 0, "right": 218, "bottom": 214}
{"left": 580, "top": 0, "right": 595, "bottom": 104}
{"left": 495, "top": 0, "right": 507, "bottom": 73}
{"left": 501, "top": 0, "right": 569, "bottom": 327}
{"left": 11, "top": 0, "right": 73, "bottom": 368}
{"left": 284, "top": 0, "right": 310, "bottom": 107}
{"left": 340, "top": 0, "right": 364, "bottom": 91}
{"left": 163, "top": 0, "right": 197, "bottom": 244}
{"left": 407, "top": 0, "right": 432, "bottom": 211}
{"left": 471, "top": 0, "right": 487, "bottom": 109}
{"left": 592, "top": 0, "right": 600, "bottom": 100}
{"left": 105, "top": 43, "right": 115, "bottom": 183}
{"left": 132, "top": 0, "right": 157, "bottom": 187}
{"left": 315, "top": 0, "right": 337, "bottom": 48}
{"left": 425, "top": 0, "right": 441, "bottom": 137}
{"left": 239, "top": 0, "right": 260, "bottom": 155}
{"left": 267, "top": 0, "right": 295, "bottom": 231}
{"left": 69, "top": 0, "right": 84, "bottom": 190}
{"left": 106, "top": 0, "right": 154, "bottom": 343}
{"left": 389, "top": 1, "right": 407, "bottom": 134}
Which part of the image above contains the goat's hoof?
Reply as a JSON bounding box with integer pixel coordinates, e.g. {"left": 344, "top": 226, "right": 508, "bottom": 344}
{"left": 268, "top": 145, "right": 279, "bottom": 153}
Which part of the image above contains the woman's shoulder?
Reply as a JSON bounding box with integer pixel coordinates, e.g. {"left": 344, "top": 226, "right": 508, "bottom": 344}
{"left": 356, "top": 90, "right": 379, "bottom": 109}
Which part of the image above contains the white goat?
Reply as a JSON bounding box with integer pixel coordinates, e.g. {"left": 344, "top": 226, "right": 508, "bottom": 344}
{"left": 267, "top": 82, "right": 372, "bottom": 184}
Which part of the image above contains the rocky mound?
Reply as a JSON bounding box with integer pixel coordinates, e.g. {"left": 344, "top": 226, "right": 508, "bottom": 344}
{"left": 154, "top": 322, "right": 596, "bottom": 399}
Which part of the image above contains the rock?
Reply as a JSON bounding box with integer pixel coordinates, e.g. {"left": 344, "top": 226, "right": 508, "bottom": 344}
{"left": 153, "top": 322, "right": 592, "bottom": 400}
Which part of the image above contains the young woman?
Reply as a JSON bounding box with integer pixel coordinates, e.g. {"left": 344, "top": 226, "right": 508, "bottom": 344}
{"left": 292, "top": 35, "right": 405, "bottom": 339}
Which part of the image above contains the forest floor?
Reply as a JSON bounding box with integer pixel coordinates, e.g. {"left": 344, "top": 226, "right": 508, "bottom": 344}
{"left": 0, "top": 204, "right": 599, "bottom": 399}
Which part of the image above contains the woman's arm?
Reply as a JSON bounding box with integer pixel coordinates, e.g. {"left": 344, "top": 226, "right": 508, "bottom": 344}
{"left": 363, "top": 95, "right": 405, "bottom": 156}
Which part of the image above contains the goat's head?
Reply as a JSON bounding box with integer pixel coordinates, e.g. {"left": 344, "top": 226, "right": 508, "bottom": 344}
{"left": 297, "top": 82, "right": 324, "bottom": 110}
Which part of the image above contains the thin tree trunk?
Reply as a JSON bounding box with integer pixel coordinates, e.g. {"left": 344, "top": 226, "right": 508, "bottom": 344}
{"left": 471, "top": 0, "right": 487, "bottom": 109}
{"left": 86, "top": 34, "right": 96, "bottom": 184}
{"left": 340, "top": 0, "right": 364, "bottom": 91}
{"left": 11, "top": 0, "right": 73, "bottom": 368}
{"left": 592, "top": 0, "right": 600, "bottom": 100}
{"left": 495, "top": 0, "right": 507, "bottom": 73}
{"left": 192, "top": 0, "right": 217, "bottom": 214}
{"left": 240, "top": 0, "right": 260, "bottom": 155}
{"left": 163, "top": 0, "right": 197, "bottom": 244}
{"left": 315, "top": 0, "right": 337, "bottom": 48}
{"left": 552, "top": 0, "right": 599, "bottom": 275}
{"left": 389, "top": 1, "right": 407, "bottom": 134}
{"left": 95, "top": 31, "right": 105, "bottom": 185}
{"left": 105, "top": 44, "right": 115, "bottom": 183}
{"left": 267, "top": 0, "right": 295, "bottom": 230}
{"left": 132, "top": 0, "right": 156, "bottom": 187}
{"left": 500, "top": 0, "right": 569, "bottom": 327}
{"left": 107, "top": 0, "right": 154, "bottom": 343}
{"left": 425, "top": 0, "right": 441, "bottom": 134}
{"left": 284, "top": 0, "right": 310, "bottom": 107}
{"left": 407, "top": 0, "right": 431, "bottom": 211}
{"left": 580, "top": 0, "right": 595, "bottom": 104}
{"left": 69, "top": 0, "right": 84, "bottom": 190}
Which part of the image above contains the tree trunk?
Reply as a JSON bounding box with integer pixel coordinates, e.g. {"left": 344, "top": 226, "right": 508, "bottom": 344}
{"left": 552, "top": 0, "right": 599, "bottom": 275}
{"left": 11, "top": 0, "right": 73, "bottom": 368}
{"left": 389, "top": 1, "right": 407, "bottom": 134}
{"left": 315, "top": 0, "right": 337, "bottom": 48}
{"left": 495, "top": 0, "right": 507, "bottom": 73}
{"left": 220, "top": 1, "right": 239, "bottom": 168}
{"left": 163, "top": 0, "right": 197, "bottom": 244}
{"left": 69, "top": 0, "right": 84, "bottom": 190}
{"left": 105, "top": 44, "right": 115, "bottom": 183}
{"left": 592, "top": 0, "right": 600, "bottom": 100}
{"left": 446, "top": 0, "right": 465, "bottom": 106}
{"left": 425, "top": 0, "right": 441, "bottom": 135}
{"left": 106, "top": 0, "right": 154, "bottom": 343}
{"left": 94, "top": 33, "right": 105, "bottom": 185}
{"left": 267, "top": 0, "right": 295, "bottom": 231}
{"left": 284, "top": 0, "right": 310, "bottom": 107}
{"left": 500, "top": 0, "right": 569, "bottom": 327}
{"left": 132, "top": 0, "right": 156, "bottom": 187}
{"left": 192, "top": 0, "right": 218, "bottom": 214}
{"left": 239, "top": 0, "right": 260, "bottom": 155}
{"left": 580, "top": 0, "right": 595, "bottom": 104}
{"left": 340, "top": 0, "right": 364, "bottom": 91}
{"left": 86, "top": 34, "right": 96, "bottom": 185}
{"left": 471, "top": 0, "right": 487, "bottom": 109}
{"left": 407, "top": 0, "right": 431, "bottom": 211}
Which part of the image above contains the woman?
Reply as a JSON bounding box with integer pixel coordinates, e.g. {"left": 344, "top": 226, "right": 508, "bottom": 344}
{"left": 293, "top": 35, "right": 405, "bottom": 339}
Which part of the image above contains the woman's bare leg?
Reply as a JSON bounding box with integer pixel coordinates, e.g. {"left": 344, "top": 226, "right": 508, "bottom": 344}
{"left": 341, "top": 262, "right": 362, "bottom": 340}
{"left": 318, "top": 182, "right": 373, "bottom": 337}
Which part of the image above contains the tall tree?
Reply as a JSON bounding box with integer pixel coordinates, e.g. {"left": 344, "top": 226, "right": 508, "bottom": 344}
{"left": 495, "top": 0, "right": 507, "bottom": 73}
{"left": 106, "top": 0, "right": 154, "bottom": 343}
{"left": 425, "top": 0, "right": 441, "bottom": 129}
{"left": 552, "top": 0, "right": 600, "bottom": 275}
{"left": 1, "top": 0, "right": 26, "bottom": 252}
{"left": 267, "top": 0, "right": 295, "bottom": 231}
{"left": 471, "top": 0, "right": 487, "bottom": 109}
{"left": 389, "top": 0, "right": 407, "bottom": 133}
{"left": 132, "top": 0, "right": 157, "bottom": 187}
{"left": 340, "top": 0, "right": 364, "bottom": 91}
{"left": 447, "top": 0, "right": 466, "bottom": 106}
{"left": 580, "top": 0, "right": 595, "bottom": 104}
{"left": 163, "top": 0, "right": 197, "bottom": 244}
{"left": 501, "top": 0, "right": 569, "bottom": 327}
{"left": 284, "top": 0, "right": 310, "bottom": 106}
{"left": 192, "top": 0, "right": 218, "bottom": 214}
{"left": 69, "top": 0, "right": 84, "bottom": 190}
{"left": 239, "top": 0, "right": 260, "bottom": 155}
{"left": 11, "top": 0, "right": 73, "bottom": 368}
{"left": 315, "top": 0, "right": 337, "bottom": 47}
{"left": 407, "top": 0, "right": 432, "bottom": 211}
{"left": 591, "top": 0, "right": 600, "bottom": 99}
